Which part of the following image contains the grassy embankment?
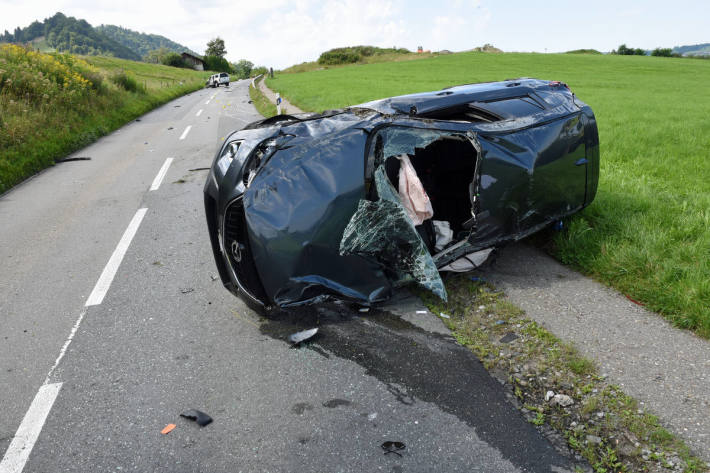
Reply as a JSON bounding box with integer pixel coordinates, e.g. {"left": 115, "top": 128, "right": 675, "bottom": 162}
{"left": 265, "top": 52, "right": 710, "bottom": 338}
{"left": 248, "top": 76, "right": 277, "bottom": 118}
{"left": 0, "top": 44, "right": 210, "bottom": 194}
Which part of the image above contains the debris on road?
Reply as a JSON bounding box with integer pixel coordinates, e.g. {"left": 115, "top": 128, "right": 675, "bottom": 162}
{"left": 288, "top": 328, "right": 318, "bottom": 346}
{"left": 189, "top": 168, "right": 210, "bottom": 172}
{"left": 161, "top": 424, "right": 176, "bottom": 434}
{"left": 210, "top": 274, "right": 218, "bottom": 281}
{"left": 381, "top": 441, "right": 406, "bottom": 457}
{"left": 180, "top": 409, "right": 213, "bottom": 427}
{"left": 180, "top": 288, "right": 194, "bottom": 294}
{"left": 624, "top": 294, "right": 646, "bottom": 306}
{"left": 55, "top": 157, "right": 91, "bottom": 163}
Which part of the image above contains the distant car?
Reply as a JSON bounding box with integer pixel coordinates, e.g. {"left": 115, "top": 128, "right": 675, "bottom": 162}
{"left": 204, "top": 78, "right": 599, "bottom": 312}
{"left": 207, "top": 72, "right": 230, "bottom": 88}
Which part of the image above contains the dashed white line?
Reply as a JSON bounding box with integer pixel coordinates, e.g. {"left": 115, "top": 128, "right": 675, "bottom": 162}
{"left": 196, "top": 109, "right": 203, "bottom": 117}
{"left": 44, "top": 310, "right": 86, "bottom": 385}
{"left": 0, "top": 383, "right": 62, "bottom": 473}
{"left": 85, "top": 208, "right": 148, "bottom": 306}
{"left": 179, "top": 125, "right": 192, "bottom": 140}
{"left": 149, "top": 158, "right": 173, "bottom": 191}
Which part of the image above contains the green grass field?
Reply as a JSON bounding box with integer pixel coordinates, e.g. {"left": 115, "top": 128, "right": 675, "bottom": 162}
{"left": 0, "top": 45, "right": 210, "bottom": 194}
{"left": 266, "top": 52, "right": 710, "bottom": 337}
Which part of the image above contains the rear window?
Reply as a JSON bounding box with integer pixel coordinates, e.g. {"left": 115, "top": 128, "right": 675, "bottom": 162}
{"left": 220, "top": 73, "right": 228, "bottom": 77}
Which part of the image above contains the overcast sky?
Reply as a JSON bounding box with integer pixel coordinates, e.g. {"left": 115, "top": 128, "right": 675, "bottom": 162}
{"left": 1, "top": 0, "right": 708, "bottom": 68}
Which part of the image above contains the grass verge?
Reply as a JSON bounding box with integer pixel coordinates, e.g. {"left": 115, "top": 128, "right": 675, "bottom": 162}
{"left": 249, "top": 76, "right": 277, "bottom": 118}
{"left": 0, "top": 45, "right": 210, "bottom": 194}
{"left": 416, "top": 275, "right": 707, "bottom": 472}
{"left": 265, "top": 51, "right": 710, "bottom": 338}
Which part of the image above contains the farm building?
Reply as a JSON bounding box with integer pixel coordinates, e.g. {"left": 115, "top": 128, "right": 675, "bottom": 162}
{"left": 181, "top": 52, "right": 205, "bottom": 71}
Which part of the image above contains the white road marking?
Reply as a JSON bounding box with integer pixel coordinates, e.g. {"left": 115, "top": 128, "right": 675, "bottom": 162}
{"left": 196, "top": 109, "right": 203, "bottom": 117}
{"left": 149, "top": 158, "right": 173, "bottom": 191}
{"left": 205, "top": 100, "right": 210, "bottom": 105}
{"left": 0, "top": 383, "right": 62, "bottom": 473}
{"left": 179, "top": 125, "right": 192, "bottom": 140}
{"left": 85, "top": 208, "right": 148, "bottom": 306}
{"left": 43, "top": 309, "right": 86, "bottom": 385}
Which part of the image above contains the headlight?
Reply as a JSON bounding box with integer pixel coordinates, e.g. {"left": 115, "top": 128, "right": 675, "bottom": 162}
{"left": 217, "top": 141, "right": 241, "bottom": 175}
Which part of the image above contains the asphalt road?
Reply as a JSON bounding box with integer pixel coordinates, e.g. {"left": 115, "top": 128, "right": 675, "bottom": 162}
{"left": 0, "top": 80, "right": 581, "bottom": 472}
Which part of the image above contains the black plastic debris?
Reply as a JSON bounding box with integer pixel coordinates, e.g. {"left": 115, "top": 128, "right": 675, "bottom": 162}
{"left": 180, "top": 409, "right": 213, "bottom": 427}
{"left": 56, "top": 157, "right": 91, "bottom": 163}
{"left": 381, "top": 441, "right": 406, "bottom": 457}
{"left": 499, "top": 332, "right": 519, "bottom": 343}
{"left": 180, "top": 288, "right": 194, "bottom": 294}
{"left": 288, "top": 328, "right": 318, "bottom": 345}
{"left": 135, "top": 118, "right": 141, "bottom": 122}
{"left": 168, "top": 127, "right": 174, "bottom": 130}
{"left": 189, "top": 167, "right": 210, "bottom": 172}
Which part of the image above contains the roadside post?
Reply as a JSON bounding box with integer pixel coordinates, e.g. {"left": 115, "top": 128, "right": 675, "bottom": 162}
{"left": 276, "top": 94, "right": 282, "bottom": 115}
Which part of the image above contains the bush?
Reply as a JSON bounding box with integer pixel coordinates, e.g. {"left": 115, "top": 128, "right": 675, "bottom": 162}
{"left": 317, "top": 46, "right": 411, "bottom": 65}
{"left": 318, "top": 50, "right": 360, "bottom": 65}
{"left": 651, "top": 48, "right": 673, "bottom": 57}
{"left": 614, "top": 44, "right": 647, "bottom": 56}
{"left": 110, "top": 70, "right": 143, "bottom": 93}
{"left": 203, "top": 55, "right": 231, "bottom": 72}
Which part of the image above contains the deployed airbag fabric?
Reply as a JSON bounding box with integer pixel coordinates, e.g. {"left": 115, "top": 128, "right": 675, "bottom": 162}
{"left": 396, "top": 154, "right": 434, "bottom": 225}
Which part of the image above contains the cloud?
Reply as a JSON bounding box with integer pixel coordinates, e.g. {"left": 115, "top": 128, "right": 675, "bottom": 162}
{"left": 1, "top": 0, "right": 492, "bottom": 67}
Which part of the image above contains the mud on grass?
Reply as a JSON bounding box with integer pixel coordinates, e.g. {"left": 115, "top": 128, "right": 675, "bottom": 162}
{"left": 417, "top": 274, "right": 707, "bottom": 473}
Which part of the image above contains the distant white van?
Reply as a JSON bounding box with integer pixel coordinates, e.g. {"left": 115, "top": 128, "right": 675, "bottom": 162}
{"left": 207, "top": 72, "right": 230, "bottom": 88}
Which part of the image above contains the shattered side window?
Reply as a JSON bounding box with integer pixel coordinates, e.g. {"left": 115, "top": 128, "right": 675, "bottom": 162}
{"left": 339, "top": 166, "right": 447, "bottom": 301}
{"left": 366, "top": 126, "right": 449, "bottom": 179}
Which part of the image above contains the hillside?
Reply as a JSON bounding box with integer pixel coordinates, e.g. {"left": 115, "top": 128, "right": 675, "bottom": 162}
{"left": 96, "top": 25, "right": 199, "bottom": 59}
{"left": 0, "top": 44, "right": 209, "bottom": 194}
{"left": 265, "top": 52, "right": 710, "bottom": 338}
{"left": 673, "top": 43, "right": 710, "bottom": 56}
{"left": 0, "top": 12, "right": 140, "bottom": 60}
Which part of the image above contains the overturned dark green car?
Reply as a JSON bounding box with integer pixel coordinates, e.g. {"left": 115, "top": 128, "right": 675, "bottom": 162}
{"left": 204, "top": 79, "right": 599, "bottom": 311}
